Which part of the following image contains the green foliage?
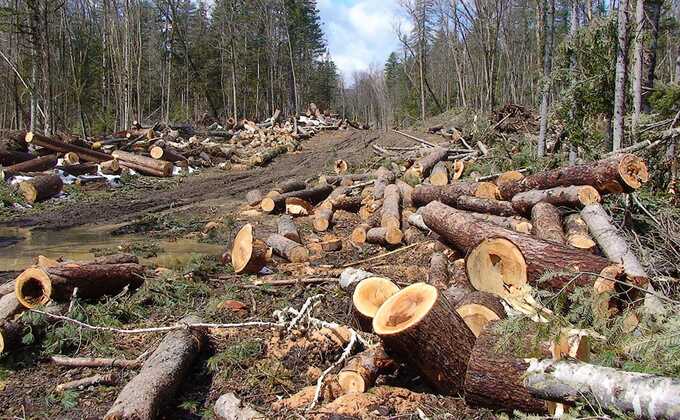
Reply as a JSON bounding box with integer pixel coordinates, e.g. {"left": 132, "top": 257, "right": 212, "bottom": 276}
{"left": 90, "top": 241, "right": 163, "bottom": 258}
{"left": 112, "top": 213, "right": 205, "bottom": 238}
{"left": 207, "top": 340, "right": 263, "bottom": 380}
{"left": 648, "top": 83, "right": 680, "bottom": 116}
{"left": 0, "top": 182, "right": 22, "bottom": 207}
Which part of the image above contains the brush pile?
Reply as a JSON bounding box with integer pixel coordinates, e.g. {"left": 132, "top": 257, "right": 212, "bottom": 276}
{"left": 230, "top": 131, "right": 680, "bottom": 418}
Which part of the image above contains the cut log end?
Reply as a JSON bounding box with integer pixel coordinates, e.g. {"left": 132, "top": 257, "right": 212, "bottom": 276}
{"left": 334, "top": 159, "right": 349, "bottom": 174}
{"left": 466, "top": 238, "right": 527, "bottom": 296}
{"left": 456, "top": 304, "right": 501, "bottom": 337}
{"left": 260, "top": 197, "right": 276, "bottom": 213}
{"left": 618, "top": 154, "right": 649, "bottom": 189}
{"left": 577, "top": 185, "right": 601, "bottom": 205}
{"left": 567, "top": 234, "right": 597, "bottom": 250}
{"left": 337, "top": 371, "right": 366, "bottom": 394}
{"left": 14, "top": 268, "right": 52, "bottom": 308}
{"left": 231, "top": 224, "right": 268, "bottom": 274}
{"left": 372, "top": 283, "right": 438, "bottom": 335}
{"left": 496, "top": 170, "right": 525, "bottom": 186}
{"left": 475, "top": 182, "right": 501, "bottom": 199}
{"left": 352, "top": 277, "right": 400, "bottom": 332}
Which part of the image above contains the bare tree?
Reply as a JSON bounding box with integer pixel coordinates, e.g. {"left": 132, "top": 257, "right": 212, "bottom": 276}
{"left": 537, "top": 0, "right": 555, "bottom": 157}
{"left": 612, "top": 0, "right": 630, "bottom": 151}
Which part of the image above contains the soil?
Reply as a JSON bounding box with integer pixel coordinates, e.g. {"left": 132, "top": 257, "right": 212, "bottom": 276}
{"left": 0, "top": 129, "right": 492, "bottom": 419}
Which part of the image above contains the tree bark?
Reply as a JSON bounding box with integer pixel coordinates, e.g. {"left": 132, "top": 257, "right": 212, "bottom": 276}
{"left": 381, "top": 184, "right": 401, "bottom": 230}
{"left": 455, "top": 195, "right": 517, "bottom": 217}
{"left": 404, "top": 147, "right": 448, "bottom": 182}
{"left": 25, "top": 132, "right": 110, "bottom": 163}
{"left": 231, "top": 224, "right": 269, "bottom": 274}
{"left": 104, "top": 315, "right": 206, "bottom": 420}
{"left": 631, "top": 0, "right": 645, "bottom": 137}
{"left": 612, "top": 0, "right": 630, "bottom": 151}
{"left": 313, "top": 208, "right": 334, "bottom": 232}
{"left": 266, "top": 233, "right": 309, "bottom": 263}
{"left": 537, "top": 0, "right": 555, "bottom": 157}
{"left": 366, "top": 227, "right": 403, "bottom": 246}
{"left": 246, "top": 190, "right": 263, "bottom": 207}
{"left": 277, "top": 215, "right": 300, "bottom": 243}
{"left": 413, "top": 182, "right": 500, "bottom": 206}
{"left": 1, "top": 154, "right": 56, "bottom": 179}
{"left": 351, "top": 276, "right": 400, "bottom": 332}
{"left": 0, "top": 150, "right": 34, "bottom": 166}
{"left": 564, "top": 213, "right": 596, "bottom": 251}
{"left": 429, "top": 161, "right": 449, "bottom": 185}
{"left": 531, "top": 202, "right": 566, "bottom": 244}
{"left": 428, "top": 252, "right": 449, "bottom": 289}
{"left": 261, "top": 185, "right": 333, "bottom": 213}
{"left": 112, "top": 150, "right": 173, "bottom": 177}
{"left": 511, "top": 185, "right": 601, "bottom": 214}
{"left": 373, "top": 167, "right": 395, "bottom": 200}
{"left": 337, "top": 344, "right": 397, "bottom": 394}
{"left": 18, "top": 174, "right": 63, "bottom": 203}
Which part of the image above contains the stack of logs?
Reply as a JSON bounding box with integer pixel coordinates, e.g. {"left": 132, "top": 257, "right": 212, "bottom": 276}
{"left": 234, "top": 145, "right": 679, "bottom": 418}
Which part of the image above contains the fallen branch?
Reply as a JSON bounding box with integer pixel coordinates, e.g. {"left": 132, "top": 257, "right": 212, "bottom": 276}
{"left": 50, "top": 354, "right": 144, "bottom": 369}
{"left": 56, "top": 373, "right": 116, "bottom": 392}
{"left": 342, "top": 242, "right": 427, "bottom": 268}
{"left": 308, "top": 329, "right": 358, "bottom": 410}
{"left": 392, "top": 129, "right": 437, "bottom": 148}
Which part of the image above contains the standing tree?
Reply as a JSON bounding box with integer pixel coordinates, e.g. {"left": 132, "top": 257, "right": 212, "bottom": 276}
{"left": 612, "top": 0, "right": 630, "bottom": 151}
{"left": 537, "top": 0, "right": 555, "bottom": 157}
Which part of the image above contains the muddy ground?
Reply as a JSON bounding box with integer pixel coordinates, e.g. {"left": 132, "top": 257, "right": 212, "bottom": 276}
{"left": 0, "top": 129, "right": 492, "bottom": 419}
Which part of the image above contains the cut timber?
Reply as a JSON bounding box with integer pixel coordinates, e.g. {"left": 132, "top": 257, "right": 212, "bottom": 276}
{"left": 260, "top": 185, "right": 333, "bottom": 213}
{"left": 420, "top": 201, "right": 630, "bottom": 291}
{"left": 464, "top": 322, "right": 548, "bottom": 414}
{"left": 395, "top": 180, "right": 414, "bottom": 208}
{"left": 61, "top": 163, "right": 98, "bottom": 176}
{"left": 319, "top": 235, "right": 343, "bottom": 252}
{"left": 320, "top": 173, "right": 371, "bottom": 186}
{"left": 285, "top": 197, "right": 313, "bottom": 216}
{"left": 404, "top": 147, "right": 448, "bottom": 183}
{"left": 352, "top": 277, "right": 400, "bottom": 332}
{"left": 429, "top": 161, "right": 448, "bottom": 186}
{"left": 450, "top": 259, "right": 473, "bottom": 289}
{"left": 337, "top": 345, "right": 397, "bottom": 394}
{"left": 452, "top": 160, "right": 464, "bottom": 180}
{"left": 272, "top": 179, "right": 307, "bottom": 194}
{"left": 413, "top": 182, "right": 500, "bottom": 207}
{"left": 524, "top": 359, "right": 680, "bottom": 419}
{"left": 277, "top": 215, "right": 301, "bottom": 243}
{"left": 531, "top": 202, "right": 566, "bottom": 244}
{"left": 511, "top": 185, "right": 601, "bottom": 215}
{"left": 453, "top": 291, "right": 506, "bottom": 337}
{"left": 100, "top": 160, "right": 121, "bottom": 175}
{"left": 381, "top": 184, "right": 401, "bottom": 230}
{"left": 266, "top": 234, "right": 309, "bottom": 263}
{"left": 428, "top": 253, "right": 449, "bottom": 289}
{"left": 373, "top": 283, "right": 476, "bottom": 395}
{"left": 231, "top": 224, "right": 269, "bottom": 274}
{"left": 414, "top": 206, "right": 531, "bottom": 234}
{"left": 246, "top": 190, "right": 263, "bottom": 207}
{"left": 149, "top": 146, "right": 186, "bottom": 163}
{"left": 366, "top": 227, "right": 402, "bottom": 246}
{"left": 104, "top": 315, "right": 206, "bottom": 420}
{"left": 313, "top": 208, "right": 334, "bottom": 232}
{"left": 564, "top": 214, "right": 596, "bottom": 251}
{"left": 351, "top": 224, "right": 370, "bottom": 244}
{"left": 334, "top": 159, "right": 349, "bottom": 174}
{"left": 1, "top": 154, "right": 57, "bottom": 179}
{"left": 250, "top": 145, "right": 287, "bottom": 166}
{"left": 373, "top": 167, "right": 395, "bottom": 199}
{"left": 0, "top": 150, "right": 33, "bottom": 166}
{"left": 25, "top": 132, "right": 111, "bottom": 163}
{"left": 319, "top": 186, "right": 348, "bottom": 209}
{"left": 18, "top": 175, "right": 63, "bottom": 203}
{"left": 62, "top": 152, "right": 80, "bottom": 166}
{"left": 455, "top": 196, "right": 517, "bottom": 217}
{"left": 330, "top": 194, "right": 362, "bottom": 212}
{"left": 496, "top": 170, "right": 525, "bottom": 186}
{"left": 0, "top": 293, "right": 22, "bottom": 322}
{"left": 112, "top": 150, "right": 173, "bottom": 177}
{"left": 214, "top": 393, "right": 263, "bottom": 420}
{"left": 14, "top": 257, "right": 144, "bottom": 308}
{"left": 499, "top": 154, "right": 649, "bottom": 199}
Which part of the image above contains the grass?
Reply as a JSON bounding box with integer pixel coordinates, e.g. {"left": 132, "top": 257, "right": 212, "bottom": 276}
{"left": 207, "top": 340, "right": 264, "bottom": 381}
{"left": 90, "top": 240, "right": 163, "bottom": 258}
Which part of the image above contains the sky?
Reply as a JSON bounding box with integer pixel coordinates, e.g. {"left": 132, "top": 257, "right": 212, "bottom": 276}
{"left": 317, "top": 0, "right": 410, "bottom": 85}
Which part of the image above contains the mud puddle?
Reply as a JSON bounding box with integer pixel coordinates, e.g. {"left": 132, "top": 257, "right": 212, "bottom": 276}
{"left": 0, "top": 224, "right": 224, "bottom": 271}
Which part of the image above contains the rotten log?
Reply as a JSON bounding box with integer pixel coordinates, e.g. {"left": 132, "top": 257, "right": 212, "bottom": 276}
{"left": 231, "top": 224, "right": 269, "bottom": 274}
{"left": 373, "top": 283, "right": 476, "bottom": 395}
{"left": 531, "top": 202, "right": 566, "bottom": 244}
{"left": 454, "top": 195, "right": 517, "bottom": 217}
{"left": 260, "top": 184, "right": 333, "bottom": 213}
{"left": 563, "top": 214, "right": 596, "bottom": 251}
{"left": 381, "top": 184, "right": 401, "bottom": 230}
{"left": 277, "top": 215, "right": 301, "bottom": 243}
{"left": 18, "top": 175, "right": 63, "bottom": 203}
{"left": 266, "top": 233, "right": 309, "bottom": 263}
{"left": 25, "top": 132, "right": 111, "bottom": 163}
{"left": 366, "top": 227, "right": 402, "bottom": 247}
{"left": 420, "top": 201, "right": 638, "bottom": 293}
{"left": 1, "top": 154, "right": 57, "bottom": 179}
{"left": 14, "top": 256, "right": 144, "bottom": 308}
{"left": 351, "top": 276, "right": 400, "bottom": 332}
{"left": 511, "top": 185, "right": 601, "bottom": 215}
{"left": 498, "top": 154, "right": 648, "bottom": 200}
{"left": 412, "top": 182, "right": 500, "bottom": 207}
{"left": 428, "top": 252, "right": 449, "bottom": 289}
{"left": 104, "top": 315, "right": 206, "bottom": 420}
{"left": 112, "top": 150, "right": 173, "bottom": 177}
{"left": 337, "top": 344, "right": 397, "bottom": 394}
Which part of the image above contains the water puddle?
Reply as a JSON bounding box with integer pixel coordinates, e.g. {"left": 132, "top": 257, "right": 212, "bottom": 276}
{"left": 0, "top": 224, "right": 224, "bottom": 271}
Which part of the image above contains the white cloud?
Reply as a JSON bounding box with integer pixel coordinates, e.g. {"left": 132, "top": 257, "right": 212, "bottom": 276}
{"left": 318, "top": 0, "right": 410, "bottom": 85}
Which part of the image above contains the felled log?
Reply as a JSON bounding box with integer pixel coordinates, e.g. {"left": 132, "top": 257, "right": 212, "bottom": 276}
{"left": 337, "top": 344, "right": 397, "bottom": 394}
{"left": 498, "top": 154, "right": 648, "bottom": 199}
{"left": 14, "top": 254, "right": 144, "bottom": 308}
{"left": 25, "top": 132, "right": 111, "bottom": 163}
{"left": 413, "top": 182, "right": 500, "bottom": 207}
{"left": 277, "top": 215, "right": 301, "bottom": 243}
{"left": 366, "top": 227, "right": 402, "bottom": 246}
{"left": 0, "top": 293, "right": 22, "bottom": 322}
{"left": 511, "top": 185, "right": 601, "bottom": 215}
{"left": 421, "top": 201, "right": 634, "bottom": 292}
{"left": 246, "top": 190, "right": 263, "bottom": 207}
{"left": 464, "top": 322, "right": 549, "bottom": 414}
{"left": 104, "top": 315, "right": 206, "bottom": 420}
{"left": 100, "top": 159, "right": 121, "bottom": 175}
{"left": 320, "top": 173, "right": 371, "bottom": 186}
{"left": 334, "top": 159, "right": 348, "bottom": 174}
{"left": 330, "top": 194, "right": 362, "bottom": 212}
{"left": 531, "top": 202, "right": 566, "bottom": 244}
{"left": 395, "top": 180, "right": 414, "bottom": 208}
{"left": 412, "top": 206, "right": 531, "bottom": 234}
{"left": 428, "top": 253, "right": 449, "bottom": 289}
{"left": 452, "top": 291, "right": 506, "bottom": 337}
{"left": 351, "top": 276, "right": 400, "bottom": 332}
{"left": 381, "top": 184, "right": 401, "bottom": 230}
{"left": 251, "top": 145, "right": 288, "bottom": 166}
{"left": 313, "top": 208, "right": 334, "bottom": 232}
{"left": 62, "top": 152, "right": 80, "bottom": 166}
{"left": 373, "top": 167, "right": 395, "bottom": 199}
{"left": 524, "top": 359, "right": 680, "bottom": 418}
{"left": 266, "top": 234, "right": 309, "bottom": 263}
{"left": 269, "top": 180, "right": 308, "bottom": 196}
{"left": 452, "top": 160, "right": 464, "bottom": 180}
{"left": 260, "top": 184, "right": 333, "bottom": 213}
{"left": 563, "top": 214, "right": 596, "bottom": 251}
{"left": 60, "top": 162, "right": 98, "bottom": 176}
{"left": 404, "top": 146, "right": 448, "bottom": 183}
{"left": 112, "top": 150, "right": 173, "bottom": 177}
{"left": 285, "top": 197, "right": 313, "bottom": 216}
{"left": 373, "top": 283, "right": 476, "bottom": 395}
{"left": 454, "top": 195, "right": 516, "bottom": 217}
{"left": 429, "top": 161, "right": 448, "bottom": 185}
{"left": 1, "top": 154, "right": 57, "bottom": 179}
{"left": 0, "top": 149, "right": 34, "bottom": 166}
{"left": 231, "top": 224, "right": 269, "bottom": 274}
{"left": 149, "top": 145, "right": 186, "bottom": 163}
{"left": 18, "top": 175, "right": 63, "bottom": 203}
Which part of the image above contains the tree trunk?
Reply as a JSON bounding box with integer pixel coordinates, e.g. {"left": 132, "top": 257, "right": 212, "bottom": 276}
{"left": 231, "top": 224, "right": 269, "bottom": 274}
{"left": 0, "top": 150, "right": 34, "bottom": 166}
{"left": 511, "top": 185, "right": 601, "bottom": 214}
{"left": 429, "top": 161, "right": 449, "bottom": 186}
{"left": 381, "top": 184, "right": 401, "bottom": 230}
{"left": 1, "top": 154, "right": 56, "bottom": 179}
{"left": 112, "top": 150, "right": 173, "bottom": 177}
{"left": 313, "top": 208, "right": 334, "bottom": 232}
{"left": 26, "top": 132, "right": 110, "bottom": 163}
{"left": 498, "top": 154, "right": 648, "bottom": 199}
{"left": 261, "top": 185, "right": 333, "bottom": 213}
{"left": 60, "top": 163, "right": 99, "bottom": 177}
{"left": 266, "top": 233, "right": 309, "bottom": 263}
{"left": 531, "top": 202, "right": 566, "bottom": 244}
{"left": 104, "top": 315, "right": 206, "bottom": 420}
{"left": 396, "top": 180, "right": 414, "bottom": 208}
{"left": 320, "top": 174, "right": 371, "bottom": 186}
{"left": 0, "top": 293, "right": 22, "bottom": 322}
{"left": 373, "top": 167, "right": 395, "bottom": 200}
{"left": 563, "top": 214, "right": 596, "bottom": 251}
{"left": 337, "top": 344, "right": 397, "bottom": 394}
{"left": 537, "top": 0, "right": 555, "bottom": 157}
{"left": 18, "top": 174, "right": 63, "bottom": 203}
{"left": 631, "top": 0, "right": 645, "bottom": 137}
{"left": 404, "top": 147, "right": 448, "bottom": 182}
{"left": 246, "top": 190, "right": 263, "bottom": 207}
{"left": 452, "top": 291, "right": 506, "bottom": 337}
{"left": 14, "top": 255, "right": 144, "bottom": 308}
{"left": 373, "top": 283, "right": 476, "bottom": 395}
{"left": 428, "top": 252, "right": 449, "bottom": 289}
{"left": 277, "top": 215, "right": 300, "bottom": 243}
{"left": 366, "top": 227, "right": 403, "bottom": 246}
{"left": 329, "top": 194, "right": 363, "bottom": 213}
{"left": 612, "top": 0, "right": 630, "bottom": 151}
{"left": 455, "top": 196, "right": 517, "bottom": 217}
{"left": 413, "top": 182, "right": 500, "bottom": 206}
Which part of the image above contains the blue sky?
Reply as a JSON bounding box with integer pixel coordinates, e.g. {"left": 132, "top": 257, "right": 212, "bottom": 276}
{"left": 317, "top": 0, "right": 409, "bottom": 84}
